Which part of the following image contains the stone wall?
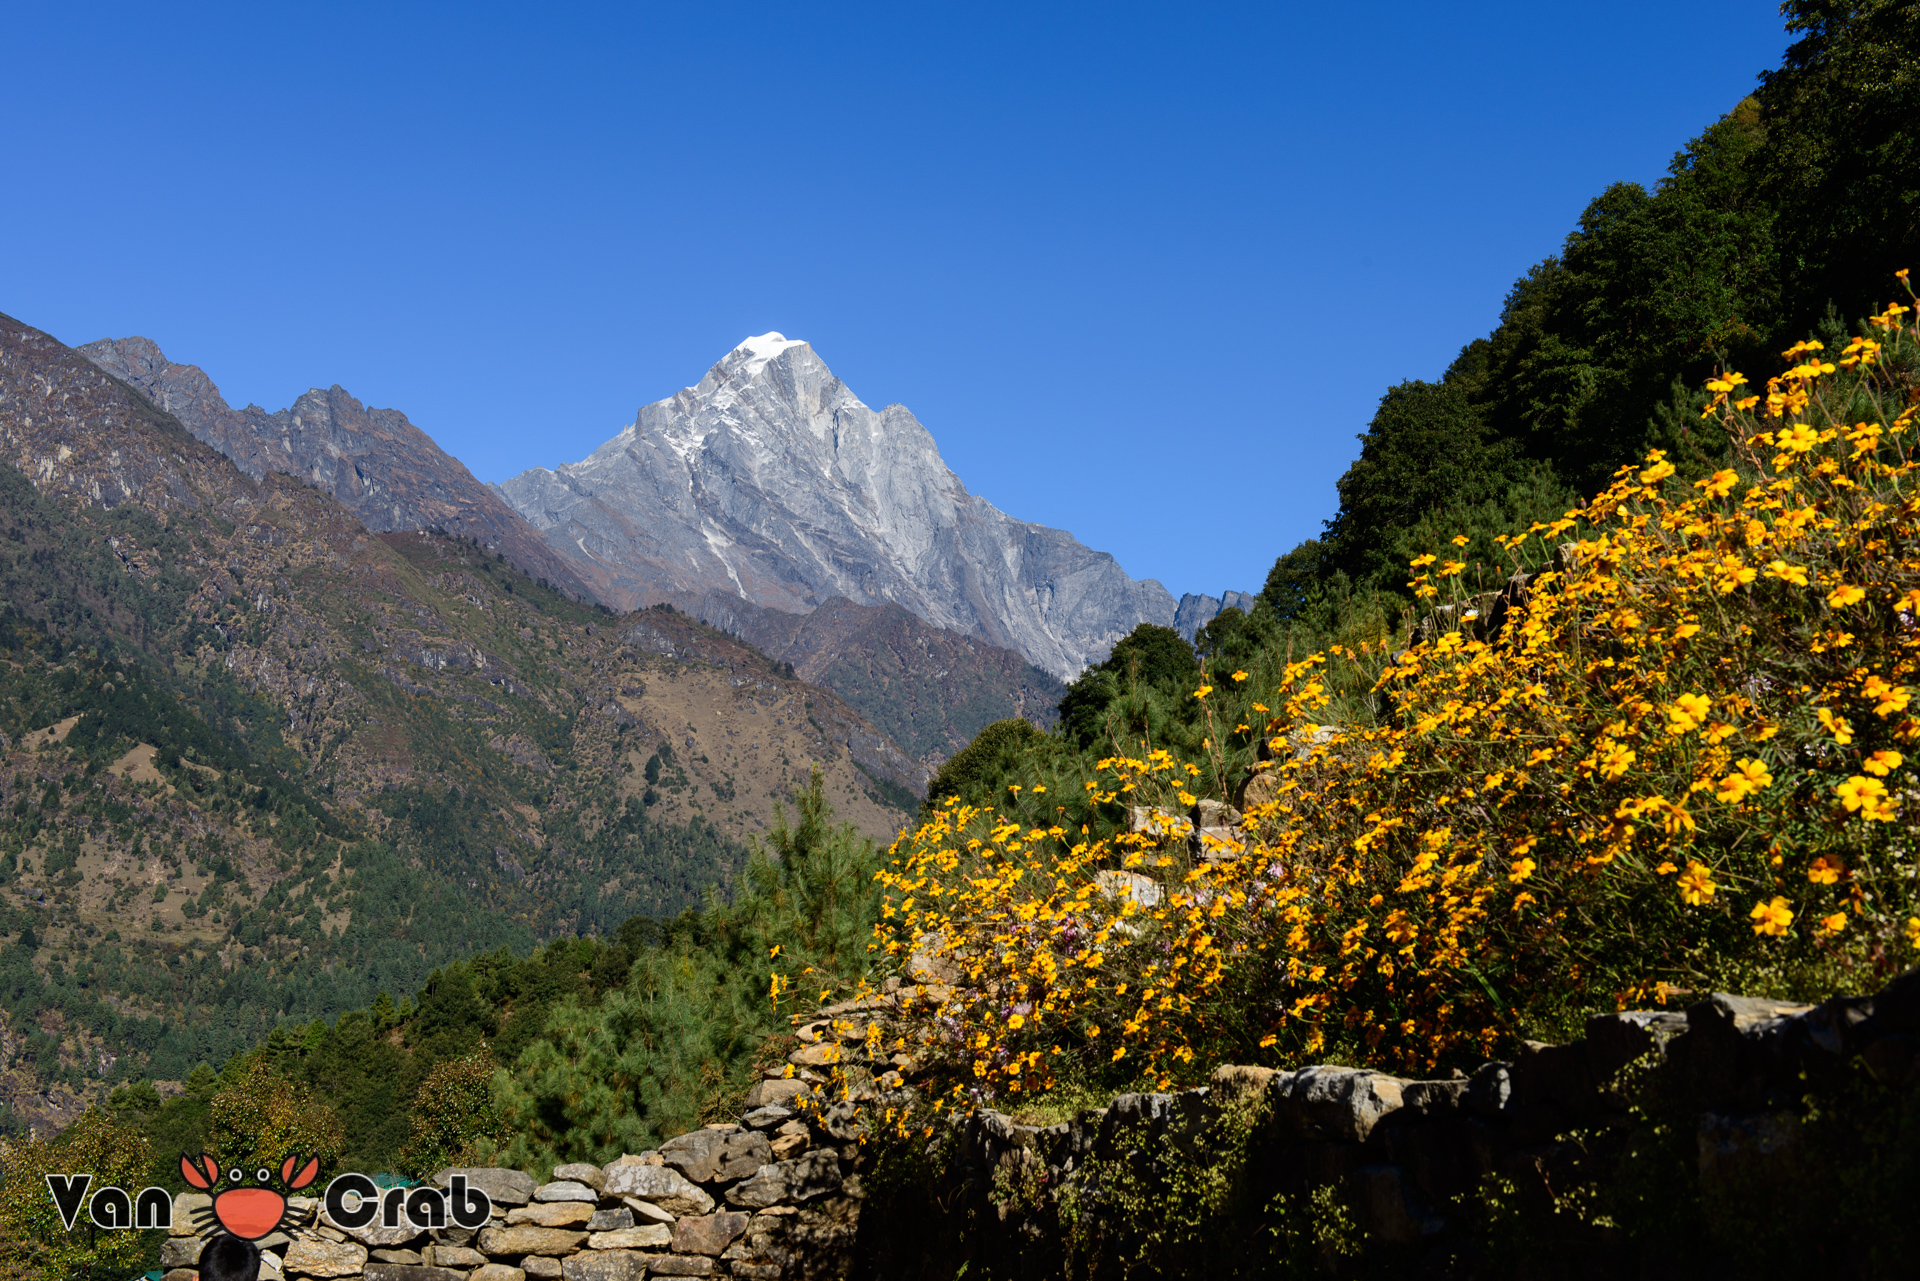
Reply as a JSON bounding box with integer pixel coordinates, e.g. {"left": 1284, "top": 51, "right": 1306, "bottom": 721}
{"left": 159, "top": 970, "right": 1920, "bottom": 1278}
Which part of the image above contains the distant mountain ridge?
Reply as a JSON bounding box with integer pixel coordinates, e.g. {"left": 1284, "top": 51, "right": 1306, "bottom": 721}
{"left": 1174, "top": 589, "right": 1259, "bottom": 640}
{"left": 497, "top": 334, "right": 1178, "bottom": 680}
{"left": 79, "top": 337, "right": 595, "bottom": 600}
{"left": 657, "top": 589, "right": 1067, "bottom": 765}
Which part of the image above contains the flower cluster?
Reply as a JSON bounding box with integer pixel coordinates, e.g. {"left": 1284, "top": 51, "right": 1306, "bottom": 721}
{"left": 866, "top": 279, "right": 1920, "bottom": 1097}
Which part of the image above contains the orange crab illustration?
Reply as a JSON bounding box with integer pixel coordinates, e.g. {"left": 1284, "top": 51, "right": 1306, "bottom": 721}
{"left": 179, "top": 1154, "right": 323, "bottom": 1240}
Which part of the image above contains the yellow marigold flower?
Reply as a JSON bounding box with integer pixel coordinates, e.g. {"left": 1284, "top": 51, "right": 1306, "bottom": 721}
{"left": 1836, "top": 774, "right": 1895, "bottom": 820}
{"left": 1807, "top": 856, "right": 1843, "bottom": 885}
{"left": 1440, "top": 559, "right": 1467, "bottom": 577}
{"left": 1409, "top": 553, "right": 1437, "bottom": 568}
{"left": 1863, "top": 674, "right": 1911, "bottom": 717}
{"left": 1715, "top": 758, "right": 1773, "bottom": 803}
{"left": 1655, "top": 861, "right": 1677, "bottom": 875}
{"left": 1258, "top": 1033, "right": 1278, "bottom": 1049}
{"left": 1667, "top": 693, "right": 1712, "bottom": 735}
{"left": 1598, "top": 743, "right": 1636, "bottom": 779}
{"left": 1864, "top": 749, "right": 1904, "bottom": 777}
{"left": 1192, "top": 685, "right": 1212, "bottom": 699}
{"left": 1230, "top": 670, "right": 1248, "bottom": 682}
{"left": 1007, "top": 1013, "right": 1026, "bottom": 1030}
{"left": 1820, "top": 912, "right": 1847, "bottom": 934}
{"left": 1697, "top": 468, "right": 1740, "bottom": 498}
{"left": 1713, "top": 556, "right": 1757, "bottom": 593}
{"left": 1817, "top": 708, "right": 1854, "bottom": 744}
{"left": 1750, "top": 896, "right": 1794, "bottom": 936}
{"left": 1827, "top": 583, "right": 1867, "bottom": 608}
{"left": 1677, "top": 861, "right": 1716, "bottom": 906}
{"left": 1764, "top": 559, "right": 1810, "bottom": 587}
{"left": 1639, "top": 459, "right": 1676, "bottom": 484}
{"left": 1907, "top": 917, "right": 1920, "bottom": 951}
{"left": 1451, "top": 533, "right": 1471, "bottom": 546}
{"left": 1508, "top": 857, "right": 1536, "bottom": 884}
{"left": 1512, "top": 891, "right": 1536, "bottom": 912}
{"left": 1780, "top": 423, "right": 1821, "bottom": 453}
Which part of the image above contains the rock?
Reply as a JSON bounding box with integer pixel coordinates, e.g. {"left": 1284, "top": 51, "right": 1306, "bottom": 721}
{"left": 1351, "top": 1165, "right": 1444, "bottom": 1244}
{"left": 370, "top": 1247, "right": 425, "bottom": 1263}
{"left": 1092, "top": 869, "right": 1162, "bottom": 908}
{"left": 730, "top": 1263, "right": 783, "bottom": 1280}
{"left": 471, "top": 1267, "right": 527, "bottom": 1281}
{"left": 282, "top": 1238, "right": 369, "bottom": 1278}
{"left": 322, "top": 1206, "right": 423, "bottom": 1249}
{"left": 672, "top": 1211, "right": 751, "bottom": 1255}
{"left": 641, "top": 1256, "right": 715, "bottom": 1277}
{"left": 259, "top": 1254, "right": 285, "bottom": 1281}
{"left": 533, "top": 1180, "right": 600, "bottom": 1203}
{"left": 1273, "top": 1067, "right": 1406, "bottom": 1143}
{"left": 562, "top": 1251, "right": 649, "bottom": 1281}
{"left": 551, "top": 1162, "right": 608, "bottom": 1192}
{"left": 588, "top": 1225, "right": 672, "bottom": 1249}
{"left": 429, "top": 1244, "right": 487, "bottom": 1267}
{"left": 741, "top": 1106, "right": 794, "bottom": 1129}
{"left": 508, "top": 1201, "right": 597, "bottom": 1227}
{"left": 787, "top": 1041, "right": 845, "bottom": 1067}
{"left": 476, "top": 1225, "right": 589, "bottom": 1257}
{"left": 162, "top": 1270, "right": 195, "bottom": 1281}
{"left": 607, "top": 1152, "right": 663, "bottom": 1167}
{"left": 1235, "top": 766, "right": 1279, "bottom": 811}
{"left": 621, "top": 1197, "right": 677, "bottom": 1225}
{"left": 770, "top": 1131, "right": 809, "bottom": 1160}
{"left": 1208, "top": 1064, "right": 1276, "bottom": 1101}
{"left": 714, "top": 1130, "right": 774, "bottom": 1181}
{"left": 522, "top": 1258, "right": 562, "bottom": 1279}
{"left": 170, "top": 1192, "right": 211, "bottom": 1234}
{"left": 601, "top": 1164, "right": 715, "bottom": 1216}
{"left": 435, "top": 1168, "right": 537, "bottom": 1207}
{"left": 1127, "top": 806, "right": 1192, "bottom": 842}
{"left": 587, "top": 1208, "right": 634, "bottom": 1231}
{"left": 743, "top": 1077, "right": 812, "bottom": 1109}
{"left": 363, "top": 1266, "right": 462, "bottom": 1281}
{"left": 160, "top": 1237, "right": 204, "bottom": 1268}
{"left": 660, "top": 1129, "right": 728, "bottom": 1182}
{"left": 727, "top": 1150, "right": 843, "bottom": 1209}
{"left": 1585, "top": 1010, "right": 1689, "bottom": 1079}
{"left": 1466, "top": 1062, "right": 1513, "bottom": 1119}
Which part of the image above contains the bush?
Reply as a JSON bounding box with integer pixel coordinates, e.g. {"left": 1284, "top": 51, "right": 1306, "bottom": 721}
{"left": 873, "top": 279, "right": 1920, "bottom": 1098}
{"left": 0, "top": 1108, "right": 155, "bottom": 1280}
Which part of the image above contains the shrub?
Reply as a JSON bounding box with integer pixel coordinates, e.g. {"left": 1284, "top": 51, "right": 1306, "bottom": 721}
{"left": 873, "top": 278, "right": 1920, "bottom": 1098}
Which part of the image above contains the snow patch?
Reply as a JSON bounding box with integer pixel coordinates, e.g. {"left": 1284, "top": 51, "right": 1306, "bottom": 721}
{"left": 730, "top": 332, "right": 807, "bottom": 379}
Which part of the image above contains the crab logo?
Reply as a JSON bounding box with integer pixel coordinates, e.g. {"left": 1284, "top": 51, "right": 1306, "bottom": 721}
{"left": 178, "top": 1154, "right": 322, "bottom": 1240}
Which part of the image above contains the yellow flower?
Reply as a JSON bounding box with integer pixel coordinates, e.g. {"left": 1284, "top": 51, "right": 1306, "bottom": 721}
{"left": 1230, "top": 670, "right": 1248, "bottom": 682}
{"left": 1667, "top": 693, "right": 1712, "bottom": 735}
{"left": 1006, "top": 1013, "right": 1026, "bottom": 1030}
{"left": 1655, "top": 861, "right": 1677, "bottom": 875}
{"left": 1639, "top": 459, "right": 1676, "bottom": 484}
{"left": 1819, "top": 912, "right": 1847, "bottom": 934}
{"left": 1713, "top": 555, "right": 1757, "bottom": 593}
{"left": 1715, "top": 759, "right": 1773, "bottom": 803}
{"left": 1764, "top": 560, "right": 1809, "bottom": 587}
{"left": 1440, "top": 559, "right": 1466, "bottom": 577}
{"left": 1836, "top": 774, "right": 1895, "bottom": 820}
{"left": 1409, "top": 553, "right": 1437, "bottom": 568}
{"left": 1750, "top": 896, "right": 1794, "bottom": 936}
{"left": 1508, "top": 857, "right": 1536, "bottom": 884}
{"left": 1817, "top": 707, "right": 1854, "bottom": 744}
{"left": 1908, "top": 918, "right": 1920, "bottom": 951}
{"left": 1803, "top": 856, "right": 1842, "bottom": 885}
{"left": 1864, "top": 750, "right": 1904, "bottom": 777}
{"left": 1192, "top": 685, "right": 1213, "bottom": 699}
{"left": 1863, "top": 674, "right": 1911, "bottom": 717}
{"left": 1677, "top": 861, "right": 1716, "bottom": 906}
{"left": 1827, "top": 583, "right": 1866, "bottom": 608}
{"left": 1258, "top": 1033, "right": 1278, "bottom": 1048}
{"left": 1697, "top": 469, "right": 1739, "bottom": 498}
{"left": 1780, "top": 423, "right": 1821, "bottom": 453}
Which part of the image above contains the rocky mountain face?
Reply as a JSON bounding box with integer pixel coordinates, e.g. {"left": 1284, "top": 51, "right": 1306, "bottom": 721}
{"left": 0, "top": 311, "right": 925, "bottom": 1133}
{"left": 497, "top": 334, "right": 1177, "bottom": 680}
{"left": 78, "top": 337, "right": 594, "bottom": 600}
{"left": 658, "top": 589, "right": 1066, "bottom": 766}
{"left": 1174, "top": 589, "right": 1259, "bottom": 640}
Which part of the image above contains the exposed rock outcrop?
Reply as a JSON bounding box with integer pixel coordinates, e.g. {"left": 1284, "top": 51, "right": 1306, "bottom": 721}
{"left": 496, "top": 335, "right": 1176, "bottom": 680}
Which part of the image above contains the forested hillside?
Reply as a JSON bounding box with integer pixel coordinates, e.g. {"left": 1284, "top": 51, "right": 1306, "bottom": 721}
{"left": 0, "top": 315, "right": 924, "bottom": 1136}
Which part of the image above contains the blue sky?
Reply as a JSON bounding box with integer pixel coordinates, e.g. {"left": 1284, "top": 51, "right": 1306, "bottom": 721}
{"left": 3, "top": 2, "right": 1790, "bottom": 601}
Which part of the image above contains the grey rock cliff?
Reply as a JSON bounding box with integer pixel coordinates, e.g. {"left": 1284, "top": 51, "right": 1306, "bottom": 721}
{"left": 496, "top": 334, "right": 1175, "bottom": 680}
{"left": 78, "top": 336, "right": 594, "bottom": 599}
{"left": 1173, "top": 589, "right": 1258, "bottom": 640}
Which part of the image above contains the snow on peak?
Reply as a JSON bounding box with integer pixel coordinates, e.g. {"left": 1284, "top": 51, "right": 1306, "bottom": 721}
{"left": 730, "top": 332, "right": 807, "bottom": 377}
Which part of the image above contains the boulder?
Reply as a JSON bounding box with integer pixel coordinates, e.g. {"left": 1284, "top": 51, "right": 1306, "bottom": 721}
{"left": 1207, "top": 1064, "right": 1275, "bottom": 1101}
{"left": 1273, "top": 1067, "right": 1405, "bottom": 1143}
{"left": 659, "top": 1129, "right": 727, "bottom": 1182}
{"left": 321, "top": 1207, "right": 423, "bottom": 1249}
{"left": 475, "top": 1225, "right": 589, "bottom": 1257}
{"left": 1092, "top": 869, "right": 1162, "bottom": 908}
{"left": 642, "top": 1256, "right": 716, "bottom": 1277}
{"left": 714, "top": 1130, "right": 774, "bottom": 1181}
{"left": 621, "top": 1197, "right": 677, "bottom": 1225}
{"left": 523, "top": 1259, "right": 562, "bottom": 1279}
{"left": 159, "top": 1237, "right": 204, "bottom": 1269}
{"left": 601, "top": 1164, "right": 715, "bottom": 1216}
{"left": 586, "top": 1208, "right": 633, "bottom": 1231}
{"left": 170, "top": 1192, "right": 211, "bottom": 1235}
{"left": 428, "top": 1245, "right": 487, "bottom": 1267}
{"left": 740, "top": 1106, "right": 794, "bottom": 1130}
{"left": 282, "top": 1238, "right": 369, "bottom": 1278}
{"left": 471, "top": 1267, "right": 527, "bottom": 1281}
{"left": 435, "top": 1167, "right": 537, "bottom": 1207}
{"left": 588, "top": 1225, "right": 672, "bottom": 1250}
{"left": 672, "top": 1211, "right": 750, "bottom": 1255}
{"left": 727, "top": 1150, "right": 843, "bottom": 1209}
